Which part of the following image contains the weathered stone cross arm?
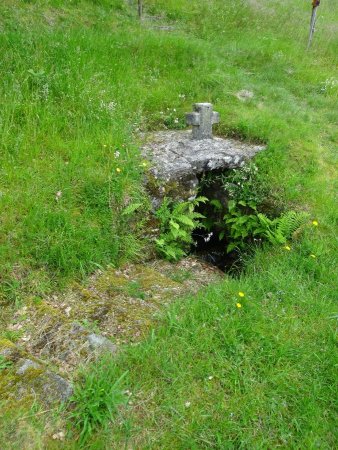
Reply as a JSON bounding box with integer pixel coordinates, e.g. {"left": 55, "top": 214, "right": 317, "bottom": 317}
{"left": 186, "top": 103, "right": 219, "bottom": 140}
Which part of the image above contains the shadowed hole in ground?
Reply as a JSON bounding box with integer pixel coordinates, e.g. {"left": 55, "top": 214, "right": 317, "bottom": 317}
{"left": 190, "top": 169, "right": 246, "bottom": 275}
{"left": 191, "top": 226, "right": 244, "bottom": 274}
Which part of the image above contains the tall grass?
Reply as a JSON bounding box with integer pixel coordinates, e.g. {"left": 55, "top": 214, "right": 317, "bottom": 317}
{"left": 1, "top": 0, "right": 337, "bottom": 292}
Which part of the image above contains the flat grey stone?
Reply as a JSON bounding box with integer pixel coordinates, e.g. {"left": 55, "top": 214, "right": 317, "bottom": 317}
{"left": 15, "top": 359, "right": 73, "bottom": 404}
{"left": 41, "top": 372, "right": 73, "bottom": 403}
{"left": 87, "top": 333, "right": 118, "bottom": 355}
{"left": 142, "top": 130, "right": 264, "bottom": 181}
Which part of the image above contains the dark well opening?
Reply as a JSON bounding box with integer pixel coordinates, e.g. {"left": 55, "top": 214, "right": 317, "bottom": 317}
{"left": 191, "top": 228, "right": 243, "bottom": 274}
{"left": 190, "top": 170, "right": 245, "bottom": 274}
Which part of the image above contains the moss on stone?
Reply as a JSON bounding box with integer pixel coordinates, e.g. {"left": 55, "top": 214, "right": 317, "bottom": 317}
{"left": 0, "top": 339, "right": 23, "bottom": 365}
{"left": 0, "top": 364, "right": 43, "bottom": 400}
{"left": 0, "top": 338, "right": 16, "bottom": 352}
{"left": 146, "top": 172, "right": 198, "bottom": 204}
{"left": 95, "top": 268, "right": 129, "bottom": 292}
{"left": 1, "top": 359, "right": 72, "bottom": 408}
{"left": 26, "top": 297, "right": 63, "bottom": 319}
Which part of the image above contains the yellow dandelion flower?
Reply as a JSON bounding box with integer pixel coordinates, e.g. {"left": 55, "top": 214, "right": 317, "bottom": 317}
{"left": 236, "top": 303, "right": 242, "bottom": 308}
{"left": 284, "top": 245, "right": 291, "bottom": 251}
{"left": 116, "top": 167, "right": 121, "bottom": 173}
{"left": 310, "top": 254, "right": 316, "bottom": 258}
{"left": 238, "top": 292, "right": 245, "bottom": 297}
{"left": 312, "top": 220, "right": 318, "bottom": 227}
{"left": 142, "top": 162, "right": 147, "bottom": 167}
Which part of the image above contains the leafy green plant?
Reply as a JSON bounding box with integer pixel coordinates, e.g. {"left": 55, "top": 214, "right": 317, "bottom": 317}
{"left": 69, "top": 356, "right": 128, "bottom": 444}
{"left": 201, "top": 164, "right": 309, "bottom": 253}
{"left": 223, "top": 199, "right": 262, "bottom": 253}
{"left": 220, "top": 163, "right": 267, "bottom": 206}
{"left": 223, "top": 200, "right": 310, "bottom": 252}
{"left": 121, "top": 202, "right": 143, "bottom": 216}
{"left": 200, "top": 163, "right": 267, "bottom": 207}
{"left": 155, "top": 197, "right": 207, "bottom": 261}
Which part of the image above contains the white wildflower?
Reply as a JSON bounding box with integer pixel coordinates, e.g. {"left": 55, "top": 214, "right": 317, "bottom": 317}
{"left": 204, "top": 232, "right": 213, "bottom": 243}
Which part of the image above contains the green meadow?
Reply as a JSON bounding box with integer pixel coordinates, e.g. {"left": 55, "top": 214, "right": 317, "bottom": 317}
{"left": 0, "top": 0, "right": 337, "bottom": 447}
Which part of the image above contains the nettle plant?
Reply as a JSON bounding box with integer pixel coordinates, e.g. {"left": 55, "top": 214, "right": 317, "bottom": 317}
{"left": 155, "top": 196, "right": 207, "bottom": 261}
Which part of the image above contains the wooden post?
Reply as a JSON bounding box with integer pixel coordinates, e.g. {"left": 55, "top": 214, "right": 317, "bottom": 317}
{"left": 307, "top": 0, "right": 320, "bottom": 49}
{"left": 138, "top": 0, "right": 143, "bottom": 19}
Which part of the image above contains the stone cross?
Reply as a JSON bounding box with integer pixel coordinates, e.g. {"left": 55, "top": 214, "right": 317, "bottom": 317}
{"left": 186, "top": 103, "right": 219, "bottom": 140}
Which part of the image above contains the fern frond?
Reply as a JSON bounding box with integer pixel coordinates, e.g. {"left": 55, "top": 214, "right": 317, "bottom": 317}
{"left": 275, "top": 211, "right": 310, "bottom": 240}
{"left": 176, "top": 215, "right": 195, "bottom": 227}
{"left": 256, "top": 211, "right": 309, "bottom": 245}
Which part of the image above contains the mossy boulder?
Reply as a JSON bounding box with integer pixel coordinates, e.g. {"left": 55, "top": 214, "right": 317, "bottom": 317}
{"left": 0, "top": 343, "right": 73, "bottom": 407}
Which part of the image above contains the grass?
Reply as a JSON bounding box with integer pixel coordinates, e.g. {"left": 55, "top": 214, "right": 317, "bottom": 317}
{"left": 0, "top": 0, "right": 337, "bottom": 447}
{"left": 68, "top": 357, "right": 128, "bottom": 444}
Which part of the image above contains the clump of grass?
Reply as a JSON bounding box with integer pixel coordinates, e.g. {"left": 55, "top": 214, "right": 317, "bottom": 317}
{"left": 68, "top": 356, "right": 128, "bottom": 444}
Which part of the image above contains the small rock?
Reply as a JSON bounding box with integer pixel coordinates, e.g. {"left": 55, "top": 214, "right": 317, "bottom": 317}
{"left": 14, "top": 359, "right": 73, "bottom": 404}
{"left": 70, "top": 323, "right": 86, "bottom": 334}
{"left": 52, "top": 431, "right": 65, "bottom": 441}
{"left": 87, "top": 333, "right": 118, "bottom": 355}
{"left": 16, "top": 359, "right": 41, "bottom": 375}
{"left": 236, "top": 90, "right": 254, "bottom": 101}
{"left": 7, "top": 323, "right": 23, "bottom": 331}
{"left": 0, "top": 339, "right": 17, "bottom": 358}
{"left": 0, "top": 348, "right": 13, "bottom": 358}
{"left": 41, "top": 372, "right": 73, "bottom": 403}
